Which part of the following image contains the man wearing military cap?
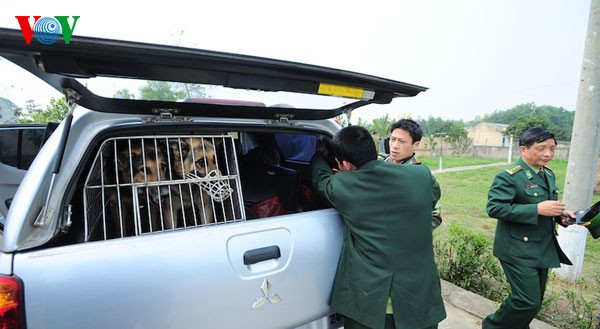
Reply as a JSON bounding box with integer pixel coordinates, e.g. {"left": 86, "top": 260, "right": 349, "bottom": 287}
{"left": 483, "top": 127, "right": 575, "bottom": 329}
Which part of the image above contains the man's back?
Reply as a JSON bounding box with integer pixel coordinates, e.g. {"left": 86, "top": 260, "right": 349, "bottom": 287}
{"left": 328, "top": 161, "right": 437, "bottom": 260}
{"left": 310, "top": 154, "right": 446, "bottom": 328}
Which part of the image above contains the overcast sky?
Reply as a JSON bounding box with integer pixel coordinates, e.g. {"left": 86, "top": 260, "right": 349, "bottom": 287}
{"left": 0, "top": 0, "right": 592, "bottom": 123}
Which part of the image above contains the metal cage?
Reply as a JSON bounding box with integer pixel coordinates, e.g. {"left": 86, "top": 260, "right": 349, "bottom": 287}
{"left": 83, "top": 134, "right": 245, "bottom": 241}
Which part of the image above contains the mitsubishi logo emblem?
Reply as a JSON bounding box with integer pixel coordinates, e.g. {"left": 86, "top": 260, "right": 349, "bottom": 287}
{"left": 252, "top": 279, "right": 281, "bottom": 309}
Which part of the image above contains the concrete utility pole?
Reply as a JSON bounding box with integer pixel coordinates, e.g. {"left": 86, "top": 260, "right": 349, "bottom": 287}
{"left": 555, "top": 0, "right": 600, "bottom": 281}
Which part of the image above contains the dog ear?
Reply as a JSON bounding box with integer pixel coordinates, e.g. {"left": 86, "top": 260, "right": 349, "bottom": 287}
{"left": 181, "top": 140, "right": 192, "bottom": 159}
{"left": 143, "top": 146, "right": 159, "bottom": 159}
{"left": 202, "top": 139, "right": 215, "bottom": 152}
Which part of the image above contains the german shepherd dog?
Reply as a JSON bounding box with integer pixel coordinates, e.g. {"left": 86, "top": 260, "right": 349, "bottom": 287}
{"left": 167, "top": 138, "right": 217, "bottom": 226}
{"left": 109, "top": 141, "right": 171, "bottom": 237}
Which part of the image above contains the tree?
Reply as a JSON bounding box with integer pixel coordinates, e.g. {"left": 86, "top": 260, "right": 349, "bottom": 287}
{"left": 174, "top": 83, "right": 207, "bottom": 99}
{"left": 370, "top": 114, "right": 392, "bottom": 139}
{"left": 19, "top": 99, "right": 43, "bottom": 122}
{"left": 504, "top": 116, "right": 551, "bottom": 140}
{"left": 478, "top": 103, "right": 574, "bottom": 141}
{"left": 31, "top": 97, "right": 70, "bottom": 123}
{"left": 416, "top": 116, "right": 459, "bottom": 136}
{"left": 424, "top": 135, "right": 438, "bottom": 154}
{"left": 12, "top": 106, "right": 24, "bottom": 123}
{"left": 140, "top": 81, "right": 186, "bottom": 101}
{"left": 14, "top": 98, "right": 70, "bottom": 123}
{"left": 139, "top": 81, "right": 207, "bottom": 101}
{"left": 504, "top": 116, "right": 550, "bottom": 139}
{"left": 114, "top": 88, "right": 135, "bottom": 99}
{"left": 445, "top": 123, "right": 472, "bottom": 155}
{"left": 481, "top": 103, "right": 537, "bottom": 123}
{"left": 534, "top": 105, "right": 574, "bottom": 140}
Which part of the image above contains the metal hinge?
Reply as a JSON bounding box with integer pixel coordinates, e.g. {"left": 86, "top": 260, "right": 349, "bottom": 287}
{"left": 64, "top": 88, "right": 82, "bottom": 104}
{"left": 272, "top": 114, "right": 295, "bottom": 126}
{"left": 61, "top": 204, "right": 73, "bottom": 233}
{"left": 148, "top": 108, "right": 185, "bottom": 122}
{"left": 342, "top": 108, "right": 353, "bottom": 126}
{"left": 160, "top": 112, "right": 174, "bottom": 120}
{"left": 33, "top": 206, "right": 54, "bottom": 228}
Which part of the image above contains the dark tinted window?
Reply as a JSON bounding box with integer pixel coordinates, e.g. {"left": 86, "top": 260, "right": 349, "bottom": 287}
{"left": 0, "top": 127, "right": 45, "bottom": 169}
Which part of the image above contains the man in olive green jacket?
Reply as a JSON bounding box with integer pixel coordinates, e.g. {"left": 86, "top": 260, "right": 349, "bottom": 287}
{"left": 380, "top": 119, "right": 442, "bottom": 229}
{"left": 483, "top": 128, "right": 575, "bottom": 329}
{"left": 310, "top": 125, "right": 446, "bottom": 329}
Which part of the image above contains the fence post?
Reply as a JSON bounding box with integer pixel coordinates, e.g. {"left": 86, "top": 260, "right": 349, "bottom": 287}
{"left": 507, "top": 135, "right": 513, "bottom": 163}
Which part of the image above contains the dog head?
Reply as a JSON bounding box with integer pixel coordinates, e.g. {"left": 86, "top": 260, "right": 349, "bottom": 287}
{"left": 117, "top": 145, "right": 167, "bottom": 183}
{"left": 117, "top": 143, "right": 169, "bottom": 203}
{"left": 170, "top": 138, "right": 217, "bottom": 178}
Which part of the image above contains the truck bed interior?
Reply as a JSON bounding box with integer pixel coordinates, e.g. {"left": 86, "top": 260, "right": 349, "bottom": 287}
{"left": 49, "top": 127, "right": 333, "bottom": 246}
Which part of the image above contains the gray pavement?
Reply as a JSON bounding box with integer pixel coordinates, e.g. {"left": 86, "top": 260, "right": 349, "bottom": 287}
{"left": 340, "top": 282, "right": 557, "bottom": 329}
{"left": 439, "top": 280, "right": 556, "bottom": 329}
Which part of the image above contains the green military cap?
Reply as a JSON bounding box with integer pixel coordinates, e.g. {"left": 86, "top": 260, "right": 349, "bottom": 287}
{"left": 571, "top": 201, "right": 600, "bottom": 239}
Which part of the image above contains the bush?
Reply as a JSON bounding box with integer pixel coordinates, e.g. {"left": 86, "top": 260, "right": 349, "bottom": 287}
{"left": 538, "top": 273, "right": 600, "bottom": 329}
{"left": 434, "top": 225, "right": 507, "bottom": 301}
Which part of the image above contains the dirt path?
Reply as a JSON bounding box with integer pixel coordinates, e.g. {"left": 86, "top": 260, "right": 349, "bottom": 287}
{"left": 432, "top": 162, "right": 506, "bottom": 174}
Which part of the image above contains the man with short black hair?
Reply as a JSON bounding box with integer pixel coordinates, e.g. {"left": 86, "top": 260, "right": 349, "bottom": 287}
{"left": 385, "top": 119, "right": 422, "bottom": 164}
{"left": 483, "top": 127, "right": 575, "bottom": 329}
{"left": 381, "top": 119, "right": 442, "bottom": 229}
{"left": 310, "top": 125, "right": 446, "bottom": 329}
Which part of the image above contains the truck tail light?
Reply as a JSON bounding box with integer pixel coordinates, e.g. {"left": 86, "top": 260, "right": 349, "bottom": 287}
{"left": 0, "top": 275, "right": 23, "bottom": 329}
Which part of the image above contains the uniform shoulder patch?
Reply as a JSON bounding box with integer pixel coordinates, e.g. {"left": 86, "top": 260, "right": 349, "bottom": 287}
{"left": 505, "top": 164, "right": 522, "bottom": 175}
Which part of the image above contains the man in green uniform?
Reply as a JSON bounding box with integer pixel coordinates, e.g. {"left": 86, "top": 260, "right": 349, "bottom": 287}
{"left": 310, "top": 125, "right": 446, "bottom": 329}
{"left": 483, "top": 127, "right": 575, "bottom": 329}
{"left": 380, "top": 119, "right": 442, "bottom": 229}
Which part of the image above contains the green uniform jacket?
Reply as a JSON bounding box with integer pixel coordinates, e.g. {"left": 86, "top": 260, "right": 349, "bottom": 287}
{"left": 487, "top": 158, "right": 572, "bottom": 268}
{"left": 310, "top": 153, "right": 446, "bottom": 329}
{"left": 381, "top": 153, "right": 442, "bottom": 229}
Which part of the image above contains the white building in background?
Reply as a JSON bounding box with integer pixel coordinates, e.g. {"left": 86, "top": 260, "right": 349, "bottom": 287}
{"left": 0, "top": 97, "right": 16, "bottom": 123}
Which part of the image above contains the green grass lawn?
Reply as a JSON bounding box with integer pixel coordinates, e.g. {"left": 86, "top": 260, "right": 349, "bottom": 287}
{"left": 419, "top": 156, "right": 503, "bottom": 169}
{"left": 422, "top": 157, "right": 600, "bottom": 282}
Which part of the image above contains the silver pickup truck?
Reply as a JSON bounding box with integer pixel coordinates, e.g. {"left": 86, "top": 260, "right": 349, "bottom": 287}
{"left": 0, "top": 28, "right": 427, "bottom": 329}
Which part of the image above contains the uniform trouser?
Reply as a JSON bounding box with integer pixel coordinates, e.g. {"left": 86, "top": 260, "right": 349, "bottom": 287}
{"left": 482, "top": 261, "right": 549, "bottom": 329}
{"left": 344, "top": 315, "right": 438, "bottom": 329}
